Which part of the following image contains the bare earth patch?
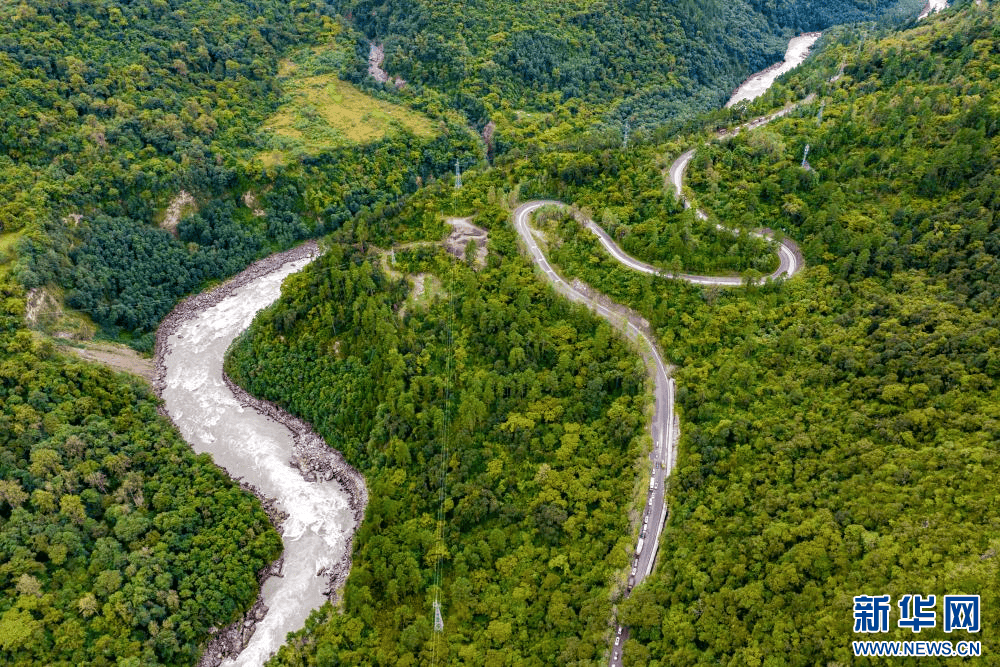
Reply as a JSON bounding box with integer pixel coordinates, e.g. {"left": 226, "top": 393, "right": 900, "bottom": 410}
{"left": 160, "top": 190, "right": 196, "bottom": 235}
{"left": 444, "top": 217, "right": 489, "bottom": 268}
{"left": 368, "top": 42, "right": 406, "bottom": 88}
{"left": 65, "top": 341, "right": 155, "bottom": 382}
{"left": 25, "top": 287, "right": 61, "bottom": 326}
{"left": 26, "top": 288, "right": 153, "bottom": 380}
{"left": 243, "top": 192, "right": 266, "bottom": 217}
{"left": 410, "top": 273, "right": 427, "bottom": 300}
{"left": 25, "top": 287, "right": 97, "bottom": 339}
{"left": 368, "top": 42, "right": 389, "bottom": 83}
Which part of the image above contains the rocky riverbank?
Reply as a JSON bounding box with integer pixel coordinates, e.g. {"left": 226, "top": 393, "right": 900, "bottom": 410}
{"left": 193, "top": 480, "right": 289, "bottom": 667}
{"left": 153, "top": 241, "right": 319, "bottom": 389}
{"left": 153, "top": 239, "right": 369, "bottom": 665}
{"left": 197, "top": 558, "right": 283, "bottom": 667}
{"left": 222, "top": 371, "right": 368, "bottom": 605}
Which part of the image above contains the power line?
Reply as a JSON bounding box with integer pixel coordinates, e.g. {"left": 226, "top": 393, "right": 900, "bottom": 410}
{"left": 430, "top": 262, "right": 455, "bottom": 664}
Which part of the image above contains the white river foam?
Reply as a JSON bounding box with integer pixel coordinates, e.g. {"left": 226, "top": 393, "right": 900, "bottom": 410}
{"left": 160, "top": 256, "right": 354, "bottom": 666}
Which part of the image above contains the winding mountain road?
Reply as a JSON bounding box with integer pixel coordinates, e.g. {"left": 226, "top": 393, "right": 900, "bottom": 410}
{"left": 668, "top": 149, "right": 803, "bottom": 283}
{"left": 513, "top": 135, "right": 803, "bottom": 666}
{"left": 513, "top": 202, "right": 676, "bottom": 611}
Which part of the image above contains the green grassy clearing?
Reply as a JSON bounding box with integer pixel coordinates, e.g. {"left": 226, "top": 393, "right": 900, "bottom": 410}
{"left": 258, "top": 53, "right": 437, "bottom": 165}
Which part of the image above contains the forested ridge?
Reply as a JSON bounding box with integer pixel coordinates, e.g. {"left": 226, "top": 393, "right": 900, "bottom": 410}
{"left": 225, "top": 180, "right": 653, "bottom": 664}
{"left": 4, "top": 0, "right": 479, "bottom": 345}
{"left": 548, "top": 222, "right": 999, "bottom": 665}
{"left": 1, "top": 0, "right": 305, "bottom": 232}
{"left": 512, "top": 144, "right": 782, "bottom": 279}
{"left": 0, "top": 0, "right": 468, "bottom": 663}
{"left": 690, "top": 2, "right": 1000, "bottom": 307}
{"left": 513, "top": 4, "right": 1000, "bottom": 664}
{"left": 347, "top": 0, "right": 922, "bottom": 127}
{"left": 0, "top": 276, "right": 281, "bottom": 665}
{"left": 1, "top": 0, "right": 930, "bottom": 348}
{"left": 2, "top": 0, "right": 996, "bottom": 665}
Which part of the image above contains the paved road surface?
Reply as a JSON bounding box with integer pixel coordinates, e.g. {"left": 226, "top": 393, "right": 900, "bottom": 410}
{"left": 514, "top": 148, "right": 803, "bottom": 664}
{"left": 513, "top": 202, "right": 676, "bottom": 622}
{"left": 668, "top": 148, "right": 803, "bottom": 285}
{"left": 514, "top": 95, "right": 814, "bottom": 665}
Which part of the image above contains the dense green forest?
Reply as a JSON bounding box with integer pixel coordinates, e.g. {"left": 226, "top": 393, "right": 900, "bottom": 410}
{"left": 19, "top": 125, "right": 477, "bottom": 345}
{"left": 225, "top": 181, "right": 653, "bottom": 664}
{"left": 518, "top": 3, "right": 1000, "bottom": 664}
{"left": 689, "top": 3, "right": 1000, "bottom": 306}
{"left": 546, "top": 222, "right": 999, "bottom": 665}
{"left": 347, "top": 0, "right": 923, "bottom": 127}
{"left": 2, "top": 0, "right": 996, "bottom": 664}
{"left": 1, "top": 0, "right": 927, "bottom": 347}
{"left": 2, "top": 0, "right": 479, "bottom": 346}
{"left": 513, "top": 144, "right": 781, "bottom": 277}
{"left": 0, "top": 275, "right": 281, "bottom": 665}
{"left": 0, "top": 0, "right": 307, "bottom": 233}
{"left": 0, "top": 0, "right": 471, "bottom": 662}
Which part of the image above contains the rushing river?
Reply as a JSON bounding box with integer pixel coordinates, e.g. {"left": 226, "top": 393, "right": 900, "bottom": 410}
{"left": 726, "top": 33, "right": 821, "bottom": 107}
{"left": 158, "top": 250, "right": 356, "bottom": 666}
{"left": 727, "top": 1, "right": 942, "bottom": 108}
{"left": 919, "top": 0, "right": 948, "bottom": 19}
{"left": 155, "top": 21, "right": 852, "bottom": 667}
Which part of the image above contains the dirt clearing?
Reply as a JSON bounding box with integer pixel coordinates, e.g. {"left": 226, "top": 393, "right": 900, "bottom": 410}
{"left": 64, "top": 340, "right": 155, "bottom": 382}
{"left": 444, "top": 217, "right": 489, "bottom": 268}
{"left": 159, "top": 191, "right": 196, "bottom": 235}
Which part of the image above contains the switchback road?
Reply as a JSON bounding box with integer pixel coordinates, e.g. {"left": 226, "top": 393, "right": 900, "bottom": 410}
{"left": 513, "top": 202, "right": 676, "bottom": 629}
{"left": 514, "top": 139, "right": 803, "bottom": 665}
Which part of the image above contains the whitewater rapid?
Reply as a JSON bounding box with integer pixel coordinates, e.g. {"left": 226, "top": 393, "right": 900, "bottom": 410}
{"left": 726, "top": 33, "right": 821, "bottom": 107}
{"left": 919, "top": 0, "right": 948, "bottom": 19}
{"left": 158, "top": 250, "right": 356, "bottom": 666}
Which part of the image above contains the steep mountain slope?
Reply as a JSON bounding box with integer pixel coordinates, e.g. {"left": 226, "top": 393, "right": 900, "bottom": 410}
{"left": 1, "top": 0, "right": 989, "bottom": 665}
{"left": 226, "top": 189, "right": 649, "bottom": 664}
{"left": 219, "top": 4, "right": 1000, "bottom": 661}
{"left": 2, "top": 0, "right": 927, "bottom": 348}
{"left": 347, "top": 0, "right": 923, "bottom": 125}
{"left": 229, "top": 2, "right": 1000, "bottom": 664}
{"left": 0, "top": 291, "right": 281, "bottom": 666}
{"left": 3, "top": 0, "right": 475, "bottom": 346}
{"left": 692, "top": 1, "right": 999, "bottom": 306}
{"left": 601, "top": 3, "right": 999, "bottom": 664}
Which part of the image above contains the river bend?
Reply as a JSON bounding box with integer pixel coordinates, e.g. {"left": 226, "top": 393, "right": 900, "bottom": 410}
{"left": 154, "top": 28, "right": 819, "bottom": 666}
{"left": 156, "top": 245, "right": 358, "bottom": 667}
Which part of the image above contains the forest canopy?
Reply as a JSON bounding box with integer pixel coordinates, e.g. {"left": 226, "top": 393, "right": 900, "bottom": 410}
{"left": 2, "top": 0, "right": 996, "bottom": 665}
{"left": 514, "top": 4, "right": 1000, "bottom": 664}
{"left": 226, "top": 183, "right": 652, "bottom": 664}
{"left": 0, "top": 276, "right": 281, "bottom": 666}
{"left": 346, "top": 0, "right": 923, "bottom": 127}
